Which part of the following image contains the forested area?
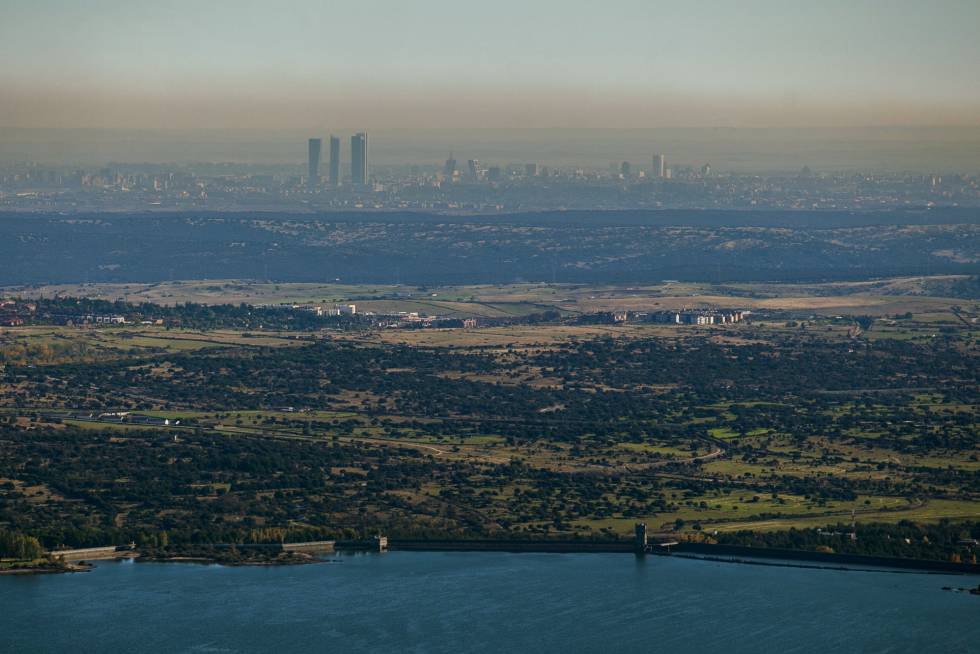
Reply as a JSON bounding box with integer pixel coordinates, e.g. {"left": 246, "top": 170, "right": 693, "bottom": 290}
{"left": 1, "top": 314, "right": 977, "bottom": 562}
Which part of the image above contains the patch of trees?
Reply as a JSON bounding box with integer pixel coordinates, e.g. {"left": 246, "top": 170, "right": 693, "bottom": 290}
{"left": 717, "top": 520, "right": 980, "bottom": 563}
{"left": 0, "top": 527, "right": 45, "bottom": 560}
{"left": 24, "top": 297, "right": 368, "bottom": 331}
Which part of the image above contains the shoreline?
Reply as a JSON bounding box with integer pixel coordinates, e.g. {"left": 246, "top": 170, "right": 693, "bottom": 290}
{"left": 0, "top": 561, "right": 92, "bottom": 575}
{"left": 6, "top": 540, "right": 979, "bottom": 577}
{"left": 136, "top": 554, "right": 327, "bottom": 568}
{"left": 670, "top": 553, "right": 963, "bottom": 576}
{"left": 386, "top": 539, "right": 980, "bottom": 575}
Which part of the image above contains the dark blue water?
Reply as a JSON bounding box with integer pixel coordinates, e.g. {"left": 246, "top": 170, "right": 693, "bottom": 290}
{"left": 1, "top": 552, "right": 977, "bottom": 653}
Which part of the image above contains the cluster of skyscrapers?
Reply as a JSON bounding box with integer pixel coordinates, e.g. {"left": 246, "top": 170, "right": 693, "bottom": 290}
{"left": 308, "top": 133, "right": 673, "bottom": 189}
{"left": 615, "top": 155, "right": 671, "bottom": 181}
{"left": 308, "top": 133, "right": 367, "bottom": 188}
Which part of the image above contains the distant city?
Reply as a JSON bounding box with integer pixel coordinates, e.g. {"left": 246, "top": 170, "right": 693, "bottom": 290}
{"left": 2, "top": 133, "right": 979, "bottom": 212}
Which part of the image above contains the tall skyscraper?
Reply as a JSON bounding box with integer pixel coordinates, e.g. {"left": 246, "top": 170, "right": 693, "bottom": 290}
{"left": 351, "top": 132, "right": 367, "bottom": 185}
{"left": 308, "top": 138, "right": 322, "bottom": 189}
{"left": 653, "top": 154, "right": 666, "bottom": 179}
{"left": 328, "top": 135, "right": 341, "bottom": 186}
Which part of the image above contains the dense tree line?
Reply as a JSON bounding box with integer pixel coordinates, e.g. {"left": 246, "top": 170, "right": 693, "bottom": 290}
{"left": 0, "top": 527, "right": 45, "bottom": 560}
{"left": 21, "top": 297, "right": 367, "bottom": 331}
{"left": 717, "top": 520, "right": 980, "bottom": 563}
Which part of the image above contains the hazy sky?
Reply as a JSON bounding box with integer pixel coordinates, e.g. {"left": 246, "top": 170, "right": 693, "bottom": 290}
{"left": 2, "top": 0, "right": 979, "bottom": 129}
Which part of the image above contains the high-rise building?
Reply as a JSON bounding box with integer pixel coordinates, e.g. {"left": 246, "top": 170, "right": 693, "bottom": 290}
{"left": 328, "top": 136, "right": 341, "bottom": 186}
{"left": 525, "top": 163, "right": 538, "bottom": 178}
{"left": 350, "top": 132, "right": 368, "bottom": 185}
{"left": 653, "top": 154, "right": 666, "bottom": 178}
{"left": 308, "top": 138, "right": 322, "bottom": 189}
{"left": 621, "top": 161, "right": 631, "bottom": 178}
{"left": 444, "top": 153, "right": 457, "bottom": 177}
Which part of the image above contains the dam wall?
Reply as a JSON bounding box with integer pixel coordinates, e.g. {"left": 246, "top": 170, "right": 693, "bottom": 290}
{"left": 48, "top": 546, "right": 132, "bottom": 562}
{"left": 674, "top": 543, "right": 980, "bottom": 575}
{"left": 390, "top": 539, "right": 635, "bottom": 554}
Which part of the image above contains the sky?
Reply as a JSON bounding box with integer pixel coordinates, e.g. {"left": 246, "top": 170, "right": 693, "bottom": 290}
{"left": 1, "top": 0, "right": 979, "bottom": 129}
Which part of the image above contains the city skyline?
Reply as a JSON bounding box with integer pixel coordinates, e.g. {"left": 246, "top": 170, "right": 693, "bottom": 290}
{"left": 5, "top": 130, "right": 978, "bottom": 215}
{"left": 4, "top": 126, "right": 980, "bottom": 174}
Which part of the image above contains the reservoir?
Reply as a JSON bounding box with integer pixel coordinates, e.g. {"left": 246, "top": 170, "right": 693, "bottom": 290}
{"left": 1, "top": 552, "right": 977, "bottom": 653}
